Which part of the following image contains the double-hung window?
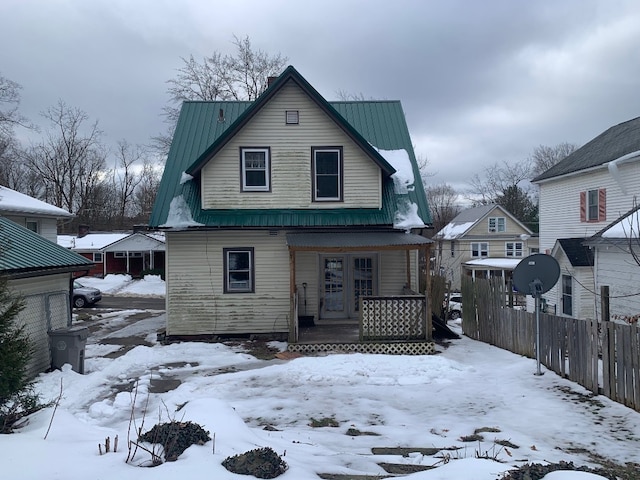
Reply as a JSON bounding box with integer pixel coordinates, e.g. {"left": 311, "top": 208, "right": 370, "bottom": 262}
{"left": 488, "top": 217, "right": 505, "bottom": 232}
{"left": 224, "top": 248, "right": 254, "bottom": 293}
{"left": 505, "top": 241, "right": 523, "bottom": 257}
{"left": 93, "top": 252, "right": 103, "bottom": 263}
{"left": 581, "top": 188, "right": 606, "bottom": 222}
{"left": 471, "top": 242, "right": 488, "bottom": 257}
{"left": 240, "top": 147, "right": 270, "bottom": 192}
{"left": 312, "top": 147, "right": 343, "bottom": 201}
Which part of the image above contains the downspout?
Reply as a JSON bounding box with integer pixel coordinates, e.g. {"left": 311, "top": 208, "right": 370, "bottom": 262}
{"left": 607, "top": 150, "right": 640, "bottom": 195}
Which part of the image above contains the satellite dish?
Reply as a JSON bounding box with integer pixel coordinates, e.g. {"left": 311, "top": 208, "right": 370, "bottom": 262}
{"left": 512, "top": 254, "right": 560, "bottom": 296}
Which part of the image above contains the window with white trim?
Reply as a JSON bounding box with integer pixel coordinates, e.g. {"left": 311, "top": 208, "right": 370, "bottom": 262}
{"left": 505, "top": 242, "right": 523, "bottom": 257}
{"left": 580, "top": 188, "right": 606, "bottom": 222}
{"left": 488, "top": 217, "right": 506, "bottom": 232}
{"left": 312, "top": 147, "right": 342, "bottom": 201}
{"left": 240, "top": 147, "right": 270, "bottom": 192}
{"left": 562, "top": 274, "right": 573, "bottom": 316}
{"left": 471, "top": 242, "right": 488, "bottom": 257}
{"left": 224, "top": 248, "right": 254, "bottom": 293}
{"left": 93, "top": 252, "right": 103, "bottom": 263}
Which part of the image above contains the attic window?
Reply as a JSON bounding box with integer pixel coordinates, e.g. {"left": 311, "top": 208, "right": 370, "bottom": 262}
{"left": 488, "top": 217, "right": 505, "bottom": 233}
{"left": 286, "top": 110, "right": 299, "bottom": 124}
{"left": 240, "top": 147, "right": 271, "bottom": 192}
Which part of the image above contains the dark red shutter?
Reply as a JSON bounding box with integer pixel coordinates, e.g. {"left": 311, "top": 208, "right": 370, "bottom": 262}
{"left": 598, "top": 188, "right": 606, "bottom": 222}
{"left": 579, "top": 191, "right": 586, "bottom": 222}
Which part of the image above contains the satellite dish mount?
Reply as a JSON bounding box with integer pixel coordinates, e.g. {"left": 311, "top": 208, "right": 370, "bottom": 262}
{"left": 512, "top": 254, "right": 561, "bottom": 376}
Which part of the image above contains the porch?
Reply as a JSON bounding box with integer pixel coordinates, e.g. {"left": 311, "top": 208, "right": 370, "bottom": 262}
{"left": 285, "top": 231, "right": 435, "bottom": 355}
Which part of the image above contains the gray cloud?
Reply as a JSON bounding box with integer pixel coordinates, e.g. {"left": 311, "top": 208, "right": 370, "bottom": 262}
{"left": 3, "top": 0, "right": 640, "bottom": 194}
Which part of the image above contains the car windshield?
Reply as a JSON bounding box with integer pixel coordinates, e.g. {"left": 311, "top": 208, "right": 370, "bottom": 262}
{"left": 74, "top": 281, "right": 84, "bottom": 288}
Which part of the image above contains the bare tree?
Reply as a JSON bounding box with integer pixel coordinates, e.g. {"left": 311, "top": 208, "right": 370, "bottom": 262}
{"left": 427, "top": 183, "right": 461, "bottom": 234}
{"left": 132, "top": 158, "right": 163, "bottom": 221}
{"left": 467, "top": 159, "right": 533, "bottom": 205}
{"left": 0, "top": 74, "right": 30, "bottom": 136}
{"left": 111, "top": 140, "right": 144, "bottom": 227}
{"left": 154, "top": 35, "right": 288, "bottom": 155}
{"left": 23, "top": 100, "right": 106, "bottom": 219}
{"left": 530, "top": 142, "right": 577, "bottom": 177}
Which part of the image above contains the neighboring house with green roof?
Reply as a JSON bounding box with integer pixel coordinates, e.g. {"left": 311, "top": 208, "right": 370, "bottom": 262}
{"left": 150, "top": 66, "right": 433, "bottom": 342}
{"left": 0, "top": 215, "right": 93, "bottom": 377}
{"left": 532, "top": 116, "right": 640, "bottom": 320}
{"left": 433, "top": 204, "right": 537, "bottom": 291}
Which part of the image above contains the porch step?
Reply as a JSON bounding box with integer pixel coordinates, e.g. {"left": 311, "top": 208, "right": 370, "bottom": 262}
{"left": 287, "top": 341, "right": 435, "bottom": 355}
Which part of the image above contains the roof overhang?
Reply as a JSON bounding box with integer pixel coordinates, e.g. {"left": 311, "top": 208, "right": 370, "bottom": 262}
{"left": 4, "top": 264, "right": 92, "bottom": 280}
{"left": 286, "top": 232, "right": 432, "bottom": 252}
{"left": 463, "top": 258, "right": 522, "bottom": 270}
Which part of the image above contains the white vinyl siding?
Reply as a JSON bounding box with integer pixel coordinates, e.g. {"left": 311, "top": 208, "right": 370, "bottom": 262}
{"left": 10, "top": 274, "right": 71, "bottom": 377}
{"left": 165, "top": 231, "right": 290, "bottom": 336}
{"left": 379, "top": 250, "right": 419, "bottom": 295}
{"left": 5, "top": 215, "right": 59, "bottom": 243}
{"left": 593, "top": 247, "right": 640, "bottom": 322}
{"left": 201, "top": 81, "right": 382, "bottom": 210}
{"left": 538, "top": 162, "right": 640, "bottom": 255}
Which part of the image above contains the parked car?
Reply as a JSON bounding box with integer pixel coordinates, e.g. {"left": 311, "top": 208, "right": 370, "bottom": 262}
{"left": 72, "top": 280, "right": 102, "bottom": 308}
{"left": 445, "top": 294, "right": 462, "bottom": 320}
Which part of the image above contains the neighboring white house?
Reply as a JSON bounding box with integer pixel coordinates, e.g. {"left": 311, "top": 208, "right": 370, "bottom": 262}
{"left": 532, "top": 116, "right": 640, "bottom": 319}
{"left": 0, "top": 185, "right": 73, "bottom": 243}
{"left": 584, "top": 205, "right": 640, "bottom": 323}
{"left": 0, "top": 192, "right": 93, "bottom": 377}
{"left": 433, "top": 204, "right": 537, "bottom": 290}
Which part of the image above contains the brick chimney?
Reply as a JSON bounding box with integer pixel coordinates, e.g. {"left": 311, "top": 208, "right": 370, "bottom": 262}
{"left": 267, "top": 76, "right": 277, "bottom": 87}
{"left": 78, "top": 224, "right": 90, "bottom": 238}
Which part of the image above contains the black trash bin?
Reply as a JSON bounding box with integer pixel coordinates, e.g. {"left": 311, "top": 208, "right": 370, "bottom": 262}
{"left": 49, "top": 326, "right": 89, "bottom": 374}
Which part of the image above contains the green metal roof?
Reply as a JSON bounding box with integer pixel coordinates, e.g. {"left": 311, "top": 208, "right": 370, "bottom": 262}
{"left": 0, "top": 216, "right": 94, "bottom": 277}
{"left": 149, "top": 65, "right": 432, "bottom": 229}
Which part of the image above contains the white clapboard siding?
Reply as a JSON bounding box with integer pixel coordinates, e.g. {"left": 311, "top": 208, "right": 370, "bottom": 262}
{"left": 594, "top": 247, "right": 640, "bottom": 321}
{"left": 4, "top": 215, "right": 59, "bottom": 244}
{"left": 166, "top": 231, "right": 290, "bottom": 336}
{"left": 10, "top": 274, "right": 71, "bottom": 376}
{"left": 294, "top": 251, "right": 318, "bottom": 318}
{"left": 379, "top": 250, "right": 419, "bottom": 295}
{"left": 548, "top": 248, "right": 595, "bottom": 319}
{"left": 538, "top": 161, "right": 640, "bottom": 255}
{"left": 201, "top": 81, "right": 382, "bottom": 210}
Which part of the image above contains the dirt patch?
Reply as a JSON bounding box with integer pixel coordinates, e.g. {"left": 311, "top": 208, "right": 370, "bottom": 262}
{"left": 222, "top": 447, "right": 287, "bottom": 478}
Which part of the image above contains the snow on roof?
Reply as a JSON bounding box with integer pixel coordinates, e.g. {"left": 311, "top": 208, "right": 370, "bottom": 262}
{"left": 58, "top": 233, "right": 130, "bottom": 250}
{"left": 602, "top": 208, "right": 640, "bottom": 238}
{"left": 376, "top": 148, "right": 414, "bottom": 194}
{"left": 161, "top": 195, "right": 204, "bottom": 229}
{"left": 0, "top": 186, "right": 73, "bottom": 218}
{"left": 438, "top": 221, "right": 475, "bottom": 240}
{"left": 464, "top": 258, "right": 523, "bottom": 269}
{"left": 375, "top": 148, "right": 426, "bottom": 230}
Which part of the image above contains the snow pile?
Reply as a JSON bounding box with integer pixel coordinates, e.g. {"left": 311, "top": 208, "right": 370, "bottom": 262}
{"left": 161, "top": 195, "right": 204, "bottom": 229}
{"left": 79, "top": 274, "right": 165, "bottom": 297}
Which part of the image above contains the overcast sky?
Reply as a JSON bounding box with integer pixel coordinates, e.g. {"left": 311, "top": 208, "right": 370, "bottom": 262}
{"left": 3, "top": 0, "right": 640, "bottom": 192}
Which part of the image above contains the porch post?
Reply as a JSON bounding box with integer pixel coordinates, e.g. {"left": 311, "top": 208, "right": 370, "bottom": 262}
{"left": 424, "top": 244, "right": 432, "bottom": 340}
{"left": 405, "top": 250, "right": 411, "bottom": 290}
{"left": 289, "top": 248, "right": 296, "bottom": 343}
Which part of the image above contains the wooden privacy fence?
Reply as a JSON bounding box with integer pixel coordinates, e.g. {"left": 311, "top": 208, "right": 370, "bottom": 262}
{"left": 359, "top": 296, "right": 429, "bottom": 341}
{"left": 462, "top": 276, "right": 640, "bottom": 412}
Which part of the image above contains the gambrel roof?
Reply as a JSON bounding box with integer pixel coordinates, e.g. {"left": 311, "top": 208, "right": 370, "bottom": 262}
{"left": 149, "top": 66, "right": 431, "bottom": 229}
{"left": 532, "top": 116, "right": 640, "bottom": 183}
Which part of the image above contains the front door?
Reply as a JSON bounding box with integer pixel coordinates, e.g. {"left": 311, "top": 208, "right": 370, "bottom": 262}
{"left": 320, "top": 254, "right": 377, "bottom": 320}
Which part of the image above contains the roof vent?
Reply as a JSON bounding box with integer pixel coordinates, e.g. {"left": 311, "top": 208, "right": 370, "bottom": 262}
{"left": 268, "top": 230, "right": 278, "bottom": 236}
{"left": 218, "top": 108, "right": 225, "bottom": 123}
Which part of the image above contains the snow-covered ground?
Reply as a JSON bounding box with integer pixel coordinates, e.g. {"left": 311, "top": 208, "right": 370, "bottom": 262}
{"left": 78, "top": 274, "right": 166, "bottom": 297}
{"left": 2, "top": 275, "right": 639, "bottom": 479}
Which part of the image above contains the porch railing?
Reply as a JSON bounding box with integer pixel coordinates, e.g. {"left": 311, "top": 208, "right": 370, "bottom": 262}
{"left": 359, "top": 295, "right": 429, "bottom": 342}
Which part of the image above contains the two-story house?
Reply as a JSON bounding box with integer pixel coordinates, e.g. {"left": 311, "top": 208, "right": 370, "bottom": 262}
{"left": 532, "top": 116, "right": 640, "bottom": 319}
{"left": 433, "top": 204, "right": 537, "bottom": 291}
{"left": 149, "top": 66, "right": 433, "bottom": 344}
{"left": 0, "top": 187, "right": 93, "bottom": 376}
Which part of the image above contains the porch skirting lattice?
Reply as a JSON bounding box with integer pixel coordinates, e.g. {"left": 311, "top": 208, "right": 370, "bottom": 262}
{"left": 288, "top": 341, "right": 435, "bottom": 356}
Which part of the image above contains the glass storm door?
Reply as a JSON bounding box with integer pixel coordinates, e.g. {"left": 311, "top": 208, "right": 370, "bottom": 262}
{"left": 322, "top": 256, "right": 345, "bottom": 319}
{"left": 320, "top": 254, "right": 377, "bottom": 320}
